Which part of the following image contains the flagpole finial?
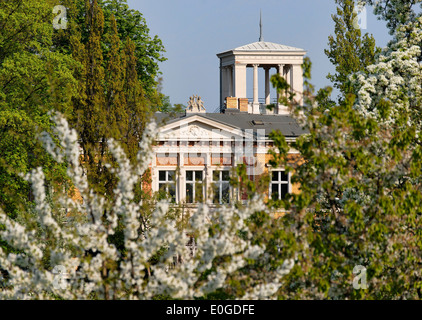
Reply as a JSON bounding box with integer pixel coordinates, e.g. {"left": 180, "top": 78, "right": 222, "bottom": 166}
{"left": 259, "top": 10, "right": 263, "bottom": 42}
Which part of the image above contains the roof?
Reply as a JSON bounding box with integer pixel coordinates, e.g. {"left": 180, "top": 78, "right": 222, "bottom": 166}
{"left": 233, "top": 41, "right": 305, "bottom": 52}
{"left": 217, "top": 41, "right": 306, "bottom": 56}
{"left": 153, "top": 112, "right": 308, "bottom": 138}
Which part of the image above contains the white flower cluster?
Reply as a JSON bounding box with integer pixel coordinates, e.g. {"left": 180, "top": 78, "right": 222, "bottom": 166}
{"left": 352, "top": 17, "right": 422, "bottom": 123}
{"left": 0, "top": 114, "right": 294, "bottom": 300}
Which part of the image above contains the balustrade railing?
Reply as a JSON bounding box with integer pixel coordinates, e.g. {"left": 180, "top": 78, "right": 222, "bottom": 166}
{"left": 247, "top": 98, "right": 278, "bottom": 104}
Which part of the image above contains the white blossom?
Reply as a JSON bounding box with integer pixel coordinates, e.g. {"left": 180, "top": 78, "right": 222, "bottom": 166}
{"left": 0, "top": 114, "right": 292, "bottom": 300}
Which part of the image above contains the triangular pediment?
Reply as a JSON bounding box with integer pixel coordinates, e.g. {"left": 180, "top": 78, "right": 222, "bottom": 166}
{"left": 157, "top": 115, "right": 254, "bottom": 141}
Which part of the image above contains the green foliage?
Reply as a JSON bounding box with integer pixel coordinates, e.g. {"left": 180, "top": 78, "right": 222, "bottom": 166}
{"left": 54, "top": 0, "right": 166, "bottom": 102}
{"left": 0, "top": 0, "right": 77, "bottom": 218}
{"left": 68, "top": 0, "right": 154, "bottom": 197}
{"left": 325, "top": 0, "right": 380, "bottom": 98}
{"left": 100, "top": 0, "right": 166, "bottom": 101}
{"left": 270, "top": 73, "right": 295, "bottom": 107}
{"left": 0, "top": 2, "right": 163, "bottom": 278}
{"left": 157, "top": 95, "right": 173, "bottom": 113}
{"left": 269, "top": 40, "right": 422, "bottom": 299}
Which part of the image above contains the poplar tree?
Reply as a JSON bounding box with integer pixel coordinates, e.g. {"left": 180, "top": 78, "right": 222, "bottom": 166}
{"left": 54, "top": 0, "right": 166, "bottom": 106}
{"left": 98, "top": 14, "right": 127, "bottom": 194}
{"left": 325, "top": 0, "right": 379, "bottom": 98}
{"left": 101, "top": 0, "right": 166, "bottom": 103}
{"left": 123, "top": 37, "right": 151, "bottom": 161}
{"left": 69, "top": 0, "right": 153, "bottom": 197}
{"left": 69, "top": 0, "right": 107, "bottom": 194}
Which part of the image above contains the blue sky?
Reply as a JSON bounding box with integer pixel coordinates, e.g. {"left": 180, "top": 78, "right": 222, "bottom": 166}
{"left": 127, "top": 0, "right": 392, "bottom": 111}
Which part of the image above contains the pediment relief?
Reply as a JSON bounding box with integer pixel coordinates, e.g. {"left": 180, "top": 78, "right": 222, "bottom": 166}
{"left": 182, "top": 125, "right": 208, "bottom": 138}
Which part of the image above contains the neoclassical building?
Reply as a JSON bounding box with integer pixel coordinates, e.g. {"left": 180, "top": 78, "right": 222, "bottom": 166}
{"left": 149, "top": 32, "right": 307, "bottom": 211}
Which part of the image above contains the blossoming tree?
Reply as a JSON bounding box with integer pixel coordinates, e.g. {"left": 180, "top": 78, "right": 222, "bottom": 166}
{"left": 269, "top": 8, "right": 422, "bottom": 299}
{"left": 0, "top": 113, "right": 295, "bottom": 299}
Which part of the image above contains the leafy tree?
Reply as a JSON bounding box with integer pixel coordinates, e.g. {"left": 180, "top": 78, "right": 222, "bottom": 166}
{"left": 101, "top": 0, "right": 166, "bottom": 102}
{"left": 268, "top": 15, "right": 422, "bottom": 299}
{"left": 69, "top": 0, "right": 107, "bottom": 194}
{"left": 0, "top": 1, "right": 162, "bottom": 264}
{"left": 156, "top": 95, "right": 173, "bottom": 113}
{"left": 68, "top": 0, "right": 154, "bottom": 197}
{"left": 0, "top": 0, "right": 77, "bottom": 219}
{"left": 325, "top": 0, "right": 380, "bottom": 98}
{"left": 54, "top": 0, "right": 166, "bottom": 103}
{"left": 122, "top": 35, "right": 152, "bottom": 161}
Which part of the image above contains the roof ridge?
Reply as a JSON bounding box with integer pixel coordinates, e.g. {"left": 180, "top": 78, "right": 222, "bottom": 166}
{"left": 232, "top": 40, "right": 305, "bottom": 52}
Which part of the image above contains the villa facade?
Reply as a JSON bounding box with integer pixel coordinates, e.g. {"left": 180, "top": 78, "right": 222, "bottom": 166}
{"left": 149, "top": 36, "right": 307, "bottom": 212}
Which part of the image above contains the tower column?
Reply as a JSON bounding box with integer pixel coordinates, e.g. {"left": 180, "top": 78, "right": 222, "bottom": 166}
{"left": 253, "top": 64, "right": 259, "bottom": 114}
{"left": 264, "top": 66, "right": 270, "bottom": 105}
{"left": 221, "top": 66, "right": 229, "bottom": 109}
{"left": 287, "top": 64, "right": 292, "bottom": 91}
{"left": 292, "top": 64, "right": 304, "bottom": 105}
{"left": 219, "top": 60, "right": 223, "bottom": 111}
{"left": 233, "top": 63, "right": 247, "bottom": 99}
{"left": 228, "top": 66, "right": 233, "bottom": 97}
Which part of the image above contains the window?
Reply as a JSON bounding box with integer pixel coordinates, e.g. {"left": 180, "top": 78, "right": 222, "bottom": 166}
{"left": 185, "top": 170, "right": 204, "bottom": 203}
{"left": 213, "top": 170, "right": 230, "bottom": 204}
{"left": 158, "top": 170, "right": 176, "bottom": 203}
{"left": 270, "top": 170, "right": 289, "bottom": 200}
